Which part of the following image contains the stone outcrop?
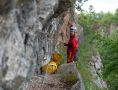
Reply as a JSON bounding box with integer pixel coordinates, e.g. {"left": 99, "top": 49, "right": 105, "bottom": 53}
{"left": 57, "top": 63, "right": 85, "bottom": 90}
{"left": 109, "top": 23, "right": 118, "bottom": 33}
{"left": 0, "top": 0, "right": 84, "bottom": 90}
{"left": 89, "top": 52, "right": 107, "bottom": 89}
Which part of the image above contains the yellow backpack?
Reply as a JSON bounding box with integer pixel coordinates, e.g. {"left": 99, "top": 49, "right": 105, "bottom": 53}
{"left": 42, "top": 53, "right": 62, "bottom": 74}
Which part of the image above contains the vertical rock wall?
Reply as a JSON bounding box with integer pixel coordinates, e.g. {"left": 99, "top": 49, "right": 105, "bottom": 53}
{"left": 0, "top": 0, "right": 84, "bottom": 89}
{"left": 0, "top": 0, "right": 77, "bottom": 89}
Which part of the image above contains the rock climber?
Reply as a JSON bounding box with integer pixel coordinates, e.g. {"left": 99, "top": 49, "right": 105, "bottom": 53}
{"left": 64, "top": 26, "right": 79, "bottom": 69}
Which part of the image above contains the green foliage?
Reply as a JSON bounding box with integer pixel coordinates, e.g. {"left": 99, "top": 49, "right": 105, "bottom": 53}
{"left": 77, "top": 5, "right": 118, "bottom": 90}
{"left": 77, "top": 41, "right": 99, "bottom": 90}
{"left": 96, "top": 34, "right": 118, "bottom": 90}
{"left": 77, "top": 5, "right": 98, "bottom": 36}
{"left": 75, "top": 0, "right": 88, "bottom": 11}
{"left": 59, "top": 47, "right": 67, "bottom": 65}
{"left": 114, "top": 8, "right": 118, "bottom": 25}
{"left": 99, "top": 12, "right": 114, "bottom": 27}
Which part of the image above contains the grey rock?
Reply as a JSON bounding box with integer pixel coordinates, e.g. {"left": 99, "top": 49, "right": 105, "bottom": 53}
{"left": 57, "top": 63, "right": 85, "bottom": 90}
{"left": 89, "top": 52, "right": 107, "bottom": 88}
{"left": 0, "top": 0, "right": 84, "bottom": 89}
{"left": 0, "top": 87, "right": 3, "bottom": 90}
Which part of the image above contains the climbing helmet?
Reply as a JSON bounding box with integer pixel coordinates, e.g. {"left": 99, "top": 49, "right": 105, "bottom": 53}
{"left": 70, "top": 27, "right": 77, "bottom": 32}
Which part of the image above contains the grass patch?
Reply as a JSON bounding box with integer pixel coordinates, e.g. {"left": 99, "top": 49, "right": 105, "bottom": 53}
{"left": 59, "top": 45, "right": 67, "bottom": 65}
{"left": 77, "top": 41, "right": 98, "bottom": 90}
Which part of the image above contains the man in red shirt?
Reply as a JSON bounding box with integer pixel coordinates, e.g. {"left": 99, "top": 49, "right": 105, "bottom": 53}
{"left": 64, "top": 27, "right": 79, "bottom": 68}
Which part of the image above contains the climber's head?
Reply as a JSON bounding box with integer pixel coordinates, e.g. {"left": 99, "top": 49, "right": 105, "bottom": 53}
{"left": 70, "top": 27, "right": 77, "bottom": 36}
{"left": 70, "top": 27, "right": 77, "bottom": 32}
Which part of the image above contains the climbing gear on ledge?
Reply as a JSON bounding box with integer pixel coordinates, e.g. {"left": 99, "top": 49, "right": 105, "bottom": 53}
{"left": 42, "top": 60, "right": 57, "bottom": 74}
{"left": 42, "top": 52, "right": 62, "bottom": 74}
{"left": 53, "top": 52, "right": 62, "bottom": 65}
{"left": 41, "top": 53, "right": 62, "bottom": 90}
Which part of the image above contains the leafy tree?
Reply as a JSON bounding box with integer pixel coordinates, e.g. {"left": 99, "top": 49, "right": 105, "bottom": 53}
{"left": 77, "top": 5, "right": 98, "bottom": 39}
{"left": 114, "top": 8, "right": 118, "bottom": 25}
{"left": 100, "top": 12, "right": 114, "bottom": 27}
{"left": 97, "top": 34, "right": 118, "bottom": 90}
{"left": 77, "top": 5, "right": 118, "bottom": 90}
{"left": 75, "top": 0, "right": 88, "bottom": 11}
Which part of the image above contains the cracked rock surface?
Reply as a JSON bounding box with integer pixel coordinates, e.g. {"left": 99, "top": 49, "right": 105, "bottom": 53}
{"left": 0, "top": 0, "right": 84, "bottom": 89}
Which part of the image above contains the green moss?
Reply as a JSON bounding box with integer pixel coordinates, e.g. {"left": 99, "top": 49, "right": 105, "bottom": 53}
{"left": 59, "top": 73, "right": 78, "bottom": 90}
{"left": 65, "top": 74, "right": 78, "bottom": 84}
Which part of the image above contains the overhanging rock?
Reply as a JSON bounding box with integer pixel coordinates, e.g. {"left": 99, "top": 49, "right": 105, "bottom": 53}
{"left": 0, "top": 0, "right": 76, "bottom": 89}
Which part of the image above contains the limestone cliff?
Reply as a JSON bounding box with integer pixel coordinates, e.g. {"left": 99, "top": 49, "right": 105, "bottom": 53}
{"left": 0, "top": 0, "right": 83, "bottom": 89}
{"left": 89, "top": 52, "right": 107, "bottom": 89}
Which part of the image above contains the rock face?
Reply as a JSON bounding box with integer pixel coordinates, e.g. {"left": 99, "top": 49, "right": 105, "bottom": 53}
{"left": 89, "top": 52, "right": 107, "bottom": 89}
{"left": 109, "top": 23, "right": 118, "bottom": 33}
{"left": 0, "top": 0, "right": 84, "bottom": 89}
{"left": 59, "top": 11, "right": 84, "bottom": 47}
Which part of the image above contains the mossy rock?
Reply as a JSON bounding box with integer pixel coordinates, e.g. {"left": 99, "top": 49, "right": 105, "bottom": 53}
{"left": 65, "top": 74, "right": 78, "bottom": 84}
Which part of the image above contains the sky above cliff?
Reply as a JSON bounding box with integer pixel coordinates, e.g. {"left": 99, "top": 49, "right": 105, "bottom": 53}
{"left": 76, "top": 0, "right": 118, "bottom": 14}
